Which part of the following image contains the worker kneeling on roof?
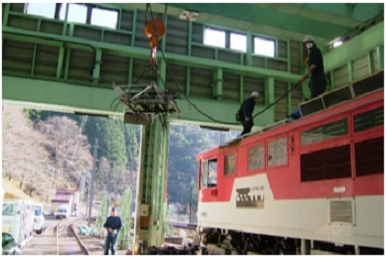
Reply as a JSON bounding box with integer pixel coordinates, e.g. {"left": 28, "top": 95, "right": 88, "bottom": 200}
{"left": 237, "top": 91, "right": 259, "bottom": 136}
{"left": 289, "top": 35, "right": 327, "bottom": 119}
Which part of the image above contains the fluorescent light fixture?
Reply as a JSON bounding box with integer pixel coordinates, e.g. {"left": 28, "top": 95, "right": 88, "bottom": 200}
{"left": 333, "top": 41, "right": 343, "bottom": 48}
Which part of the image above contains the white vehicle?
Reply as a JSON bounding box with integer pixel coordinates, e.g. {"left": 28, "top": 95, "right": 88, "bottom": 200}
{"left": 2, "top": 199, "right": 34, "bottom": 248}
{"left": 54, "top": 206, "right": 70, "bottom": 219}
{"left": 33, "top": 204, "right": 45, "bottom": 234}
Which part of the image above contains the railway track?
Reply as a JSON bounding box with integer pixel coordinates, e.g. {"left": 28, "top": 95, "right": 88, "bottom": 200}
{"left": 55, "top": 218, "right": 91, "bottom": 255}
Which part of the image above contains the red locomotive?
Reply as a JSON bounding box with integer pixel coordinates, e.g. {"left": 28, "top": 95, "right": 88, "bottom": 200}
{"left": 196, "top": 71, "right": 384, "bottom": 255}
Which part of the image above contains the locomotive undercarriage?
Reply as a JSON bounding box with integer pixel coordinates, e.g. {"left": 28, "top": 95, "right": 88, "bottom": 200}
{"left": 199, "top": 228, "right": 384, "bottom": 255}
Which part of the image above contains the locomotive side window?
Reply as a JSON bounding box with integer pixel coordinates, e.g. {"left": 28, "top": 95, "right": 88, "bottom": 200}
{"left": 208, "top": 159, "right": 218, "bottom": 187}
{"left": 224, "top": 153, "right": 236, "bottom": 176}
{"left": 248, "top": 145, "right": 264, "bottom": 171}
{"left": 201, "top": 160, "right": 208, "bottom": 189}
{"left": 301, "top": 119, "right": 348, "bottom": 146}
{"left": 354, "top": 106, "right": 384, "bottom": 133}
{"left": 201, "top": 159, "right": 217, "bottom": 188}
{"left": 268, "top": 137, "right": 287, "bottom": 167}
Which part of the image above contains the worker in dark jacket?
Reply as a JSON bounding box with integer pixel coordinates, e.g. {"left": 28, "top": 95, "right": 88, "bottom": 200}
{"left": 289, "top": 35, "right": 326, "bottom": 119}
{"left": 103, "top": 207, "right": 123, "bottom": 255}
{"left": 238, "top": 91, "right": 259, "bottom": 136}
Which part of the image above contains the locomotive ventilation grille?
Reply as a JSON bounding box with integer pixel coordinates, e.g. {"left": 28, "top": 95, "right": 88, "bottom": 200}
{"left": 301, "top": 145, "right": 351, "bottom": 182}
{"left": 355, "top": 136, "right": 384, "bottom": 177}
{"left": 330, "top": 200, "right": 353, "bottom": 224}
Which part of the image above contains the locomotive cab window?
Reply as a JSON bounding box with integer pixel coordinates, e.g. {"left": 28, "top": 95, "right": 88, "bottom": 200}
{"left": 201, "top": 159, "right": 217, "bottom": 188}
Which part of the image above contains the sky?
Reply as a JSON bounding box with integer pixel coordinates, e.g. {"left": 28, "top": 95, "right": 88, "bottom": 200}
{"left": 26, "top": 3, "right": 275, "bottom": 56}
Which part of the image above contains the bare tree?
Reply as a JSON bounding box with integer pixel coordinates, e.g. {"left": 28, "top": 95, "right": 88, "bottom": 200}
{"left": 37, "top": 116, "right": 92, "bottom": 188}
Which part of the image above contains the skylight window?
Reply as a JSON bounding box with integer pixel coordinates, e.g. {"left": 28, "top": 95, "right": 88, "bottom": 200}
{"left": 230, "top": 33, "right": 246, "bottom": 52}
{"left": 204, "top": 28, "right": 225, "bottom": 48}
{"left": 59, "top": 4, "right": 88, "bottom": 24}
{"left": 24, "top": 3, "right": 56, "bottom": 19}
{"left": 254, "top": 37, "right": 275, "bottom": 57}
{"left": 91, "top": 8, "right": 118, "bottom": 29}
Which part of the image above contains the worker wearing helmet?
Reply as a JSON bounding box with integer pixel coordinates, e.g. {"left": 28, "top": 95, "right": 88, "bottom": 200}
{"left": 289, "top": 35, "right": 326, "bottom": 119}
{"left": 237, "top": 91, "right": 259, "bottom": 136}
{"left": 300, "top": 34, "right": 326, "bottom": 97}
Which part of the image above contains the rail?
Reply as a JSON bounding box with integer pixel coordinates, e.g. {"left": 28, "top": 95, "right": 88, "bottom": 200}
{"left": 55, "top": 219, "right": 90, "bottom": 255}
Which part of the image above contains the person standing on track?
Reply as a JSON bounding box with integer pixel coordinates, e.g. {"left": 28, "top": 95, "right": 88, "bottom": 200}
{"left": 103, "top": 207, "right": 123, "bottom": 255}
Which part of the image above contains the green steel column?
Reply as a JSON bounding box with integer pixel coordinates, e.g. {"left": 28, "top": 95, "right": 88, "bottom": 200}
{"left": 246, "top": 31, "right": 252, "bottom": 66}
{"left": 287, "top": 39, "right": 291, "bottom": 72}
{"left": 301, "top": 81, "right": 310, "bottom": 101}
{"left": 3, "top": 3, "right": 10, "bottom": 26}
{"left": 186, "top": 67, "right": 191, "bottom": 96}
{"left": 62, "top": 3, "right": 69, "bottom": 36}
{"left": 213, "top": 68, "right": 222, "bottom": 100}
{"left": 31, "top": 44, "right": 37, "bottom": 76}
{"left": 377, "top": 45, "right": 384, "bottom": 70}
{"left": 157, "top": 60, "right": 166, "bottom": 91}
{"left": 287, "top": 82, "right": 291, "bottom": 115}
{"left": 330, "top": 71, "right": 335, "bottom": 89}
{"left": 240, "top": 75, "right": 244, "bottom": 103}
{"left": 64, "top": 48, "right": 71, "bottom": 80}
{"left": 188, "top": 21, "right": 192, "bottom": 56}
{"left": 131, "top": 9, "right": 137, "bottom": 47}
{"left": 118, "top": 9, "right": 122, "bottom": 30}
{"left": 148, "top": 119, "right": 162, "bottom": 246}
{"left": 56, "top": 46, "right": 65, "bottom": 78}
{"left": 157, "top": 122, "right": 169, "bottom": 246}
{"left": 134, "top": 125, "right": 147, "bottom": 251}
{"left": 347, "top": 60, "right": 354, "bottom": 83}
{"left": 92, "top": 48, "right": 102, "bottom": 84}
{"left": 264, "top": 77, "right": 275, "bottom": 124}
{"left": 367, "top": 51, "right": 374, "bottom": 74}
{"left": 128, "top": 58, "right": 133, "bottom": 84}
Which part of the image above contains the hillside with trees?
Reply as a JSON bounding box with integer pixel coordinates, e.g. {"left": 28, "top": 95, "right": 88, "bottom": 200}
{"left": 3, "top": 105, "right": 237, "bottom": 223}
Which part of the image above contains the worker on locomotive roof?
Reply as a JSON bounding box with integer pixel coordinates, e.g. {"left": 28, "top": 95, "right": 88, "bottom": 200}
{"left": 289, "top": 35, "right": 327, "bottom": 119}
{"left": 103, "top": 207, "right": 123, "bottom": 255}
{"left": 237, "top": 91, "right": 259, "bottom": 136}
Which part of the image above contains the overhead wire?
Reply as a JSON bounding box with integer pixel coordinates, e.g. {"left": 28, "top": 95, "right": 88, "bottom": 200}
{"left": 148, "top": 3, "right": 302, "bottom": 126}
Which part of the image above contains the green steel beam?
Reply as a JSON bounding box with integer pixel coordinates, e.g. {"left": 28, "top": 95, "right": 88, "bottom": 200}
{"left": 347, "top": 60, "right": 354, "bottom": 83}
{"left": 296, "top": 3, "right": 384, "bottom": 22}
{"left": 2, "top": 76, "right": 124, "bottom": 116}
{"left": 168, "top": 3, "right": 352, "bottom": 39}
{"left": 2, "top": 26, "right": 301, "bottom": 82}
{"left": 213, "top": 68, "right": 222, "bottom": 99}
{"left": 377, "top": 45, "right": 384, "bottom": 70}
{"left": 324, "top": 22, "right": 384, "bottom": 72}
